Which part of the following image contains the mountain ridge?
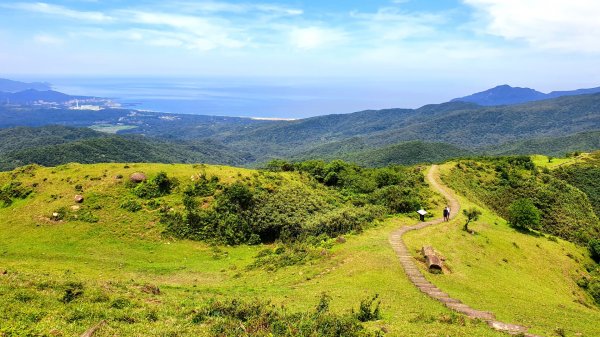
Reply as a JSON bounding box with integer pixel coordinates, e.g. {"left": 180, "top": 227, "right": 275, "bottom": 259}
{"left": 452, "top": 84, "right": 600, "bottom": 106}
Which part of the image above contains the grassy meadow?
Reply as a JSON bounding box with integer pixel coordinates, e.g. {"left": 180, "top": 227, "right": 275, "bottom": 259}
{"left": 1, "top": 163, "right": 504, "bottom": 337}
{"left": 0, "top": 161, "right": 598, "bottom": 336}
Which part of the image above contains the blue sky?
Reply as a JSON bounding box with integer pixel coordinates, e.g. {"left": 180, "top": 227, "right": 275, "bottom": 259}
{"left": 1, "top": 0, "right": 599, "bottom": 96}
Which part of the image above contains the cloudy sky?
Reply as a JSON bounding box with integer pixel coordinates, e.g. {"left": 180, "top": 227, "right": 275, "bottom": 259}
{"left": 1, "top": 0, "right": 599, "bottom": 95}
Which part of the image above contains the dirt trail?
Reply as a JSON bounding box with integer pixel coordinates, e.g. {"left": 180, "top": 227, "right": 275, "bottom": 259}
{"left": 389, "top": 165, "right": 543, "bottom": 337}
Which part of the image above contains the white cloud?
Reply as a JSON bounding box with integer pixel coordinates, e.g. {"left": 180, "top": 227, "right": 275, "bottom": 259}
{"left": 120, "top": 11, "right": 246, "bottom": 50}
{"left": 464, "top": 0, "right": 600, "bottom": 53}
{"left": 34, "top": 34, "right": 64, "bottom": 45}
{"left": 289, "top": 27, "right": 347, "bottom": 50}
{"left": 3, "top": 2, "right": 113, "bottom": 22}
{"left": 168, "top": 1, "right": 303, "bottom": 16}
{"left": 352, "top": 7, "right": 446, "bottom": 41}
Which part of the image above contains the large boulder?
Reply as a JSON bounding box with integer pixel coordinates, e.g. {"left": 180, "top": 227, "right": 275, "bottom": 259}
{"left": 74, "top": 195, "right": 84, "bottom": 203}
{"left": 130, "top": 172, "right": 147, "bottom": 183}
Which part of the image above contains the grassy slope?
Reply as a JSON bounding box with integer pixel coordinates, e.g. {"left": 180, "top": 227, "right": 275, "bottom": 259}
{"left": 0, "top": 163, "right": 503, "bottom": 337}
{"left": 404, "top": 163, "right": 600, "bottom": 337}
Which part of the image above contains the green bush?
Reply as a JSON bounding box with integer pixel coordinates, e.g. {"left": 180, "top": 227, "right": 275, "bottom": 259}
{"left": 164, "top": 160, "right": 425, "bottom": 246}
{"left": 184, "top": 174, "right": 220, "bottom": 197}
{"left": 356, "top": 294, "right": 382, "bottom": 322}
{"left": 133, "top": 171, "right": 178, "bottom": 199}
{"left": 190, "top": 296, "right": 381, "bottom": 337}
{"left": 120, "top": 199, "right": 142, "bottom": 212}
{"left": 589, "top": 239, "right": 600, "bottom": 263}
{"left": 0, "top": 181, "right": 33, "bottom": 207}
{"left": 508, "top": 198, "right": 541, "bottom": 231}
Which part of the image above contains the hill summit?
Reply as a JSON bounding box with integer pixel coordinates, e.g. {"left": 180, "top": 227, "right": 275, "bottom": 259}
{"left": 452, "top": 84, "right": 600, "bottom": 106}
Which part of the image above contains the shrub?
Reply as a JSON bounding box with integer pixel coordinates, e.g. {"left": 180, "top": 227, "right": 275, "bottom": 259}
{"left": 356, "top": 294, "right": 381, "bottom": 322}
{"left": 508, "top": 198, "right": 541, "bottom": 231}
{"left": 191, "top": 296, "right": 380, "bottom": 337}
{"left": 0, "top": 181, "right": 33, "bottom": 207}
{"left": 462, "top": 207, "right": 482, "bottom": 232}
{"left": 61, "top": 282, "right": 84, "bottom": 303}
{"left": 133, "top": 171, "right": 178, "bottom": 199}
{"left": 120, "top": 199, "right": 142, "bottom": 212}
{"left": 589, "top": 239, "right": 600, "bottom": 263}
{"left": 184, "top": 175, "right": 220, "bottom": 197}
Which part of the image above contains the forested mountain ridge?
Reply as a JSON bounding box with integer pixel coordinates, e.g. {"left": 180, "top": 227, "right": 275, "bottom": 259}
{"left": 0, "top": 126, "right": 253, "bottom": 171}
{"left": 1, "top": 91, "right": 599, "bottom": 167}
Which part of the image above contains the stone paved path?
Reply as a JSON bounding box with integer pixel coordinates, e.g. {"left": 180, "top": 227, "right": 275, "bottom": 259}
{"left": 389, "top": 165, "right": 543, "bottom": 337}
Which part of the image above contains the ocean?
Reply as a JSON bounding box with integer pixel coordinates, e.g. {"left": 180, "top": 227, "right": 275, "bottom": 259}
{"left": 39, "top": 77, "right": 445, "bottom": 119}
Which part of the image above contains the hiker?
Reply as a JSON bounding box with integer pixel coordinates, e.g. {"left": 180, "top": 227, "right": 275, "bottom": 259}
{"left": 443, "top": 206, "right": 450, "bottom": 221}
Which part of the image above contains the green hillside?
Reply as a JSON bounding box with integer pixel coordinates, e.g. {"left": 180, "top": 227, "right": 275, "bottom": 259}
{"left": 485, "top": 130, "right": 600, "bottom": 157}
{"left": 294, "top": 140, "right": 472, "bottom": 167}
{"left": 553, "top": 151, "right": 600, "bottom": 218}
{"left": 1, "top": 160, "right": 599, "bottom": 336}
{"left": 0, "top": 126, "right": 253, "bottom": 171}
{"left": 444, "top": 156, "right": 600, "bottom": 244}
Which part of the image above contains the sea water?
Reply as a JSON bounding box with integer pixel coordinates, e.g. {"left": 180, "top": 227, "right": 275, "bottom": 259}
{"left": 38, "top": 77, "right": 442, "bottom": 119}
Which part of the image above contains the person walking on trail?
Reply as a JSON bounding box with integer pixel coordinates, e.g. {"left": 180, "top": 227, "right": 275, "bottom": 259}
{"left": 443, "top": 206, "right": 450, "bottom": 221}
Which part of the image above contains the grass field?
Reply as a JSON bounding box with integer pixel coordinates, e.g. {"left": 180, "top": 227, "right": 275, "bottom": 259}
{"left": 1, "top": 162, "right": 598, "bottom": 336}
{"left": 0, "top": 163, "right": 507, "bottom": 336}
{"left": 530, "top": 154, "right": 589, "bottom": 169}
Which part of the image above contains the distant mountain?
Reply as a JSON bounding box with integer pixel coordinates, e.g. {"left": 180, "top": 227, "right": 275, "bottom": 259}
{"left": 0, "top": 78, "right": 51, "bottom": 92}
{"left": 452, "top": 84, "right": 600, "bottom": 106}
{"left": 0, "top": 89, "right": 90, "bottom": 104}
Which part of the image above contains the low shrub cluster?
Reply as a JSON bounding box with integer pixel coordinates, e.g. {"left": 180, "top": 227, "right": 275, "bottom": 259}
{"left": 191, "top": 295, "right": 383, "bottom": 337}
{"left": 163, "top": 160, "right": 426, "bottom": 246}
{"left": 0, "top": 181, "right": 33, "bottom": 207}
{"left": 132, "top": 171, "right": 178, "bottom": 199}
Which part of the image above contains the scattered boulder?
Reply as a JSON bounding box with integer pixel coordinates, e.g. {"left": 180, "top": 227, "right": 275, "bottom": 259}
{"left": 74, "top": 195, "right": 84, "bottom": 203}
{"left": 130, "top": 173, "right": 147, "bottom": 183}
{"left": 51, "top": 212, "right": 61, "bottom": 221}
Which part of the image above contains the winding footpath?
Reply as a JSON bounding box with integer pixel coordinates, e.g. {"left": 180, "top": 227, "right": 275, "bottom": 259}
{"left": 389, "top": 165, "right": 543, "bottom": 337}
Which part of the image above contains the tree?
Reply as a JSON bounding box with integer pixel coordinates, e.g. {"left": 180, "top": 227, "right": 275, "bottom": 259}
{"left": 462, "top": 207, "right": 481, "bottom": 232}
{"left": 508, "top": 198, "right": 541, "bottom": 231}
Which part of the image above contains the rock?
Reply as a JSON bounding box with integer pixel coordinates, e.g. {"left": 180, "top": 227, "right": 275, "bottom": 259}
{"left": 51, "top": 212, "right": 60, "bottom": 221}
{"left": 129, "top": 172, "right": 147, "bottom": 183}
{"left": 74, "top": 195, "right": 84, "bottom": 203}
{"left": 71, "top": 205, "right": 80, "bottom": 211}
